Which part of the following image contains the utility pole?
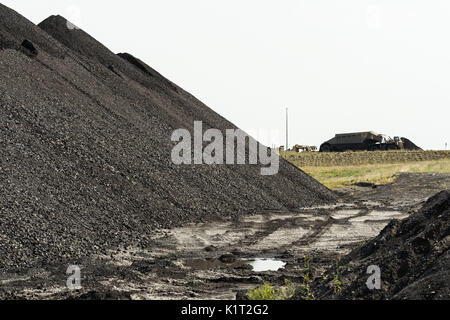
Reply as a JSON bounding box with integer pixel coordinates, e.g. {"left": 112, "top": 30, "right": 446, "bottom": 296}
{"left": 285, "top": 108, "right": 289, "bottom": 151}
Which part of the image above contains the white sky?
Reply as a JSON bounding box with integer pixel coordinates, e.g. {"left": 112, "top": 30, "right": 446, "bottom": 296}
{"left": 2, "top": 0, "right": 449, "bottom": 150}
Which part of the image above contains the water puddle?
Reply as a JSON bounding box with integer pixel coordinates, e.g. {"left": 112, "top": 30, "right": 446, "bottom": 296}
{"left": 183, "top": 257, "right": 286, "bottom": 272}
{"left": 247, "top": 258, "right": 286, "bottom": 272}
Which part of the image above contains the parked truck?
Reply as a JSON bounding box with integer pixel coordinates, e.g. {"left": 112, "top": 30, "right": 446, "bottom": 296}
{"left": 319, "top": 131, "right": 405, "bottom": 152}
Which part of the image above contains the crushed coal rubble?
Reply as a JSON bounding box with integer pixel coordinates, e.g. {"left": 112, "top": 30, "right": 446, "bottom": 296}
{"left": 309, "top": 190, "right": 450, "bottom": 300}
{"left": 0, "top": 4, "right": 336, "bottom": 271}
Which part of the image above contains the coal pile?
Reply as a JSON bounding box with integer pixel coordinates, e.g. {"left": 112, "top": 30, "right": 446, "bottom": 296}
{"left": 401, "top": 137, "right": 422, "bottom": 150}
{"left": 0, "top": 4, "right": 336, "bottom": 270}
{"left": 313, "top": 190, "right": 450, "bottom": 300}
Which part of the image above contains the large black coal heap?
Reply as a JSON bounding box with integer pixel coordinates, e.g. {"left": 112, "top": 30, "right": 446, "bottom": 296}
{"left": 0, "top": 4, "right": 336, "bottom": 270}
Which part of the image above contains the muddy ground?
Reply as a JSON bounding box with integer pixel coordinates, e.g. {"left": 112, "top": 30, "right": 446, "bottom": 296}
{"left": 1, "top": 172, "right": 449, "bottom": 300}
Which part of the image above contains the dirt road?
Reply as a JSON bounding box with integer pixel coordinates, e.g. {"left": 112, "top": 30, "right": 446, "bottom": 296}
{"left": 1, "top": 173, "right": 449, "bottom": 300}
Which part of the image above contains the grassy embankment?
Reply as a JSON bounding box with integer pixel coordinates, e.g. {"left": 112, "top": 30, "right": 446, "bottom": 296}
{"left": 281, "top": 150, "right": 450, "bottom": 190}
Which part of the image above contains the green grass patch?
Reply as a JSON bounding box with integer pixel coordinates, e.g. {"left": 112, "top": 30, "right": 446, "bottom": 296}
{"left": 299, "top": 254, "right": 315, "bottom": 300}
{"left": 296, "top": 159, "right": 450, "bottom": 190}
{"left": 248, "top": 279, "right": 296, "bottom": 300}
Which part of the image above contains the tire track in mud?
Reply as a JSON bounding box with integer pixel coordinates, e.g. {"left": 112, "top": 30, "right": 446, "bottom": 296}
{"left": 230, "top": 206, "right": 382, "bottom": 254}
{"left": 229, "top": 211, "right": 335, "bottom": 252}
{"left": 232, "top": 217, "right": 294, "bottom": 248}
{"left": 147, "top": 205, "right": 400, "bottom": 260}
{"left": 291, "top": 216, "right": 335, "bottom": 248}
{"left": 291, "top": 207, "right": 371, "bottom": 248}
{"left": 225, "top": 211, "right": 327, "bottom": 254}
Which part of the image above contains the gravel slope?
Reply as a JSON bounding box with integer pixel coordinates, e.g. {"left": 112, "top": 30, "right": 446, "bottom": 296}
{"left": 0, "top": 4, "right": 336, "bottom": 270}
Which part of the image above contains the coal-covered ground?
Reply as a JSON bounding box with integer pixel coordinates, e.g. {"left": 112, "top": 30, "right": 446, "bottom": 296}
{"left": 0, "top": 172, "right": 448, "bottom": 300}
{"left": 0, "top": 4, "right": 336, "bottom": 272}
{"left": 311, "top": 185, "right": 450, "bottom": 300}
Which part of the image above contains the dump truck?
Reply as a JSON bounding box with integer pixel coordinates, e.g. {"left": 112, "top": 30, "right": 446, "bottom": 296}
{"left": 319, "top": 131, "right": 405, "bottom": 152}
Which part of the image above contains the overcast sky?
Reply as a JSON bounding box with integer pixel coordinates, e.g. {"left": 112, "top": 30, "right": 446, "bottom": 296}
{"left": 3, "top": 0, "right": 449, "bottom": 150}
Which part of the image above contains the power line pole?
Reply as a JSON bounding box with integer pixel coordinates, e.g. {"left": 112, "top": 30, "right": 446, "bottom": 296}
{"left": 285, "top": 107, "right": 289, "bottom": 151}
